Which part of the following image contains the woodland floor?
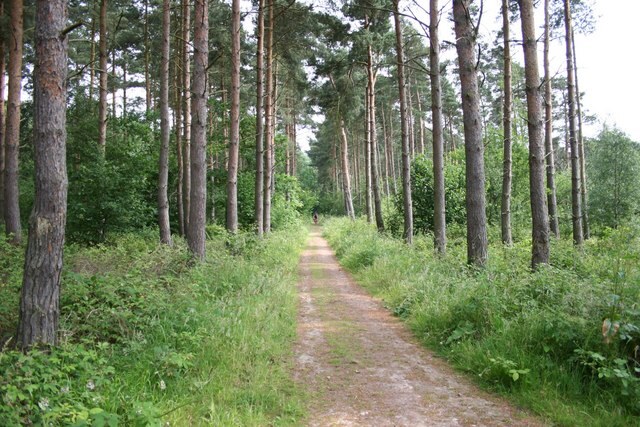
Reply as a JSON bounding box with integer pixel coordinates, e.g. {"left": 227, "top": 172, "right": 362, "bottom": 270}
{"left": 292, "top": 226, "right": 545, "bottom": 427}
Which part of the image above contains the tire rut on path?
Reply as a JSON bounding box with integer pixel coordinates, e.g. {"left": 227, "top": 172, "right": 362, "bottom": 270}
{"left": 293, "top": 226, "right": 543, "bottom": 427}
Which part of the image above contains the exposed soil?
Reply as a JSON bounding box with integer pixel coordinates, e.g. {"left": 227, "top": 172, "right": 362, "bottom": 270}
{"left": 293, "top": 226, "right": 544, "bottom": 427}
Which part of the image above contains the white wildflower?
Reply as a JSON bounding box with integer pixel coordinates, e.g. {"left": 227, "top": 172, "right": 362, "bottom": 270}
{"left": 159, "top": 380, "right": 166, "bottom": 391}
{"left": 60, "top": 386, "right": 70, "bottom": 394}
{"left": 38, "top": 398, "right": 49, "bottom": 411}
{"left": 86, "top": 380, "right": 96, "bottom": 391}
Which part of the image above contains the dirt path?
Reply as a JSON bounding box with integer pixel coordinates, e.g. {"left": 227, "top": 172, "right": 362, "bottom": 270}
{"left": 293, "top": 227, "right": 543, "bottom": 427}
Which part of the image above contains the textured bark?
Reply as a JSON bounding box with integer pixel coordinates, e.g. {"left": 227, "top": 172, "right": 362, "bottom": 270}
{"left": 181, "top": 0, "right": 191, "bottom": 232}
{"left": 4, "top": 0, "right": 23, "bottom": 244}
{"left": 174, "top": 40, "right": 185, "bottom": 237}
{"left": 367, "top": 46, "right": 384, "bottom": 232}
{"left": 98, "top": 0, "right": 107, "bottom": 153}
{"left": 340, "top": 121, "right": 356, "bottom": 220}
{"left": 254, "top": 0, "right": 265, "bottom": 237}
{"left": 563, "top": 0, "right": 583, "bottom": 245}
{"left": 0, "top": 1, "right": 6, "bottom": 227}
{"left": 263, "top": 0, "right": 274, "bottom": 233}
{"left": 453, "top": 0, "right": 488, "bottom": 266}
{"left": 89, "top": 1, "right": 96, "bottom": 101}
{"left": 158, "top": 0, "right": 171, "bottom": 245}
{"left": 364, "top": 82, "right": 372, "bottom": 223}
{"left": 143, "top": 0, "right": 151, "bottom": 113}
{"left": 500, "top": 0, "right": 513, "bottom": 246}
{"left": 519, "top": 0, "right": 550, "bottom": 269}
{"left": 572, "top": 29, "right": 589, "bottom": 239}
{"left": 17, "top": 0, "right": 68, "bottom": 349}
{"left": 430, "top": 0, "right": 446, "bottom": 255}
{"left": 226, "top": 0, "right": 241, "bottom": 233}
{"left": 393, "top": 0, "right": 413, "bottom": 244}
{"left": 544, "top": 0, "right": 559, "bottom": 238}
{"left": 187, "top": 0, "right": 208, "bottom": 260}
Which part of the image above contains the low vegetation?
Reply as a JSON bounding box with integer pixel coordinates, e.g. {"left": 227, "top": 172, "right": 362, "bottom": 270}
{"left": 324, "top": 217, "right": 640, "bottom": 426}
{"left": 0, "top": 225, "right": 306, "bottom": 426}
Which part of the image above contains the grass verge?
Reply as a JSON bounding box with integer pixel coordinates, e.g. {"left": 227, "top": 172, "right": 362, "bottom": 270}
{"left": 324, "top": 217, "right": 640, "bottom": 426}
{"left": 0, "top": 225, "right": 307, "bottom": 426}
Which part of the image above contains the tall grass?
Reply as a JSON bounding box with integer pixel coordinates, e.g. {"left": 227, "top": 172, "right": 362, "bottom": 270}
{"left": 324, "top": 218, "right": 640, "bottom": 426}
{"left": 0, "top": 226, "right": 306, "bottom": 426}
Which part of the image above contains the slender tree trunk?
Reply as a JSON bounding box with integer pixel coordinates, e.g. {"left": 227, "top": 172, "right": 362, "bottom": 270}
{"left": 122, "top": 52, "right": 128, "bottom": 115}
{"left": 380, "top": 104, "right": 390, "bottom": 197}
{"left": 430, "top": 0, "right": 446, "bottom": 254}
{"left": 0, "top": 1, "right": 6, "bottom": 228}
{"left": 572, "top": 28, "right": 589, "bottom": 239}
{"left": 563, "top": 0, "right": 583, "bottom": 245}
{"left": 453, "top": 0, "right": 488, "bottom": 266}
{"left": 98, "top": 0, "right": 107, "bottom": 154}
{"left": 544, "top": 0, "right": 559, "bottom": 238}
{"left": 182, "top": 0, "right": 191, "bottom": 233}
{"left": 393, "top": 0, "right": 413, "bottom": 244}
{"left": 17, "top": 0, "right": 68, "bottom": 349}
{"left": 369, "top": 77, "right": 384, "bottom": 231}
{"left": 174, "top": 35, "right": 185, "bottom": 237}
{"left": 518, "top": 0, "right": 550, "bottom": 269}
{"left": 144, "top": 0, "right": 151, "bottom": 113}
{"left": 501, "top": 0, "right": 513, "bottom": 246}
{"left": 226, "top": 0, "right": 241, "bottom": 233}
{"left": 187, "top": 0, "right": 208, "bottom": 260}
{"left": 4, "top": 0, "right": 24, "bottom": 244}
{"left": 340, "top": 120, "right": 355, "bottom": 220}
{"left": 254, "top": 0, "right": 265, "bottom": 237}
{"left": 364, "top": 83, "right": 372, "bottom": 223}
{"left": 263, "top": 0, "right": 274, "bottom": 233}
{"left": 158, "top": 0, "right": 171, "bottom": 245}
{"left": 89, "top": 0, "right": 96, "bottom": 101}
{"left": 415, "top": 80, "right": 425, "bottom": 155}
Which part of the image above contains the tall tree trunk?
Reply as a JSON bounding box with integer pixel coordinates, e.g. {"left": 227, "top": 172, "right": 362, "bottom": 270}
{"left": 544, "top": 0, "right": 559, "bottom": 238}
{"left": 4, "top": 0, "right": 23, "bottom": 244}
{"left": 187, "top": 0, "right": 208, "bottom": 260}
{"left": 380, "top": 104, "right": 390, "bottom": 197}
{"left": 174, "top": 34, "right": 185, "bottom": 237}
{"left": 98, "top": 0, "right": 107, "bottom": 154}
{"left": 563, "top": 0, "right": 583, "bottom": 245}
{"left": 17, "top": 0, "right": 68, "bottom": 349}
{"left": 226, "top": 0, "right": 241, "bottom": 233}
{"left": 364, "top": 83, "right": 372, "bottom": 223}
{"left": 393, "top": 0, "right": 413, "bottom": 244}
{"left": 263, "top": 0, "right": 274, "bottom": 233}
{"left": 415, "top": 80, "right": 425, "bottom": 155}
{"left": 144, "top": 0, "right": 151, "bottom": 113}
{"left": 181, "top": 0, "right": 191, "bottom": 233}
{"left": 501, "top": 0, "right": 513, "bottom": 246}
{"left": 519, "top": 0, "right": 550, "bottom": 269}
{"left": 367, "top": 43, "right": 384, "bottom": 231}
{"left": 339, "top": 120, "right": 355, "bottom": 220}
{"left": 453, "top": 0, "right": 488, "bottom": 266}
{"left": 430, "top": 0, "right": 446, "bottom": 254}
{"left": 254, "top": 0, "right": 265, "bottom": 237}
{"left": 0, "top": 1, "right": 6, "bottom": 228}
{"left": 89, "top": 0, "right": 96, "bottom": 101}
{"left": 572, "top": 28, "right": 589, "bottom": 239}
{"left": 158, "top": 0, "right": 171, "bottom": 245}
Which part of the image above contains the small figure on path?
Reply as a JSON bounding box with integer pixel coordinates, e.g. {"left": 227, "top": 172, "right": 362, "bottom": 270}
{"left": 312, "top": 211, "right": 319, "bottom": 225}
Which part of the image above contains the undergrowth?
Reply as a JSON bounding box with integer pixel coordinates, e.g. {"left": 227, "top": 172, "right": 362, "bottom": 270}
{"left": 324, "top": 218, "right": 640, "bottom": 426}
{"left": 0, "top": 225, "right": 306, "bottom": 426}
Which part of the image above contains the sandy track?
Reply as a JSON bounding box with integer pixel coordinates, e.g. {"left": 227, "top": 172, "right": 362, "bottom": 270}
{"left": 292, "top": 227, "right": 543, "bottom": 427}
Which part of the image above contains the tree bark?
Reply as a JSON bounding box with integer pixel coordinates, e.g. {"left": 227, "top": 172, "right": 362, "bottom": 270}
{"left": 144, "top": 0, "right": 151, "bottom": 113}
{"left": 563, "top": 0, "right": 583, "bottom": 245}
{"left": 0, "top": 1, "right": 6, "bottom": 227}
{"left": 263, "top": 0, "right": 274, "bottom": 233}
{"left": 17, "top": 0, "right": 68, "bottom": 349}
{"left": 158, "top": 0, "right": 171, "bottom": 245}
{"left": 367, "top": 45, "right": 384, "bottom": 231}
{"left": 4, "top": 0, "right": 24, "bottom": 244}
{"left": 393, "top": 0, "right": 413, "bottom": 244}
{"left": 181, "top": 0, "right": 191, "bottom": 233}
{"left": 364, "top": 82, "right": 372, "bottom": 223}
{"left": 500, "top": 0, "right": 513, "bottom": 246}
{"left": 453, "top": 0, "right": 488, "bottom": 266}
{"left": 340, "top": 120, "right": 356, "bottom": 220}
{"left": 430, "top": 0, "right": 446, "bottom": 254}
{"left": 187, "top": 0, "right": 208, "bottom": 260}
{"left": 226, "top": 0, "right": 241, "bottom": 233}
{"left": 89, "top": 0, "right": 96, "bottom": 101}
{"left": 572, "top": 28, "right": 589, "bottom": 239}
{"left": 98, "top": 0, "right": 107, "bottom": 154}
{"left": 254, "top": 0, "right": 265, "bottom": 237}
{"left": 544, "top": 0, "right": 559, "bottom": 238}
{"left": 174, "top": 34, "right": 185, "bottom": 237}
{"left": 518, "top": 0, "right": 550, "bottom": 269}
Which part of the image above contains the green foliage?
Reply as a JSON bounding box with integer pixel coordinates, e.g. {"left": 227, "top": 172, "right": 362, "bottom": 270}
{"left": 0, "top": 226, "right": 307, "bottom": 425}
{"left": 66, "top": 104, "right": 159, "bottom": 244}
{"left": 324, "top": 217, "right": 640, "bottom": 424}
{"left": 587, "top": 126, "right": 640, "bottom": 229}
